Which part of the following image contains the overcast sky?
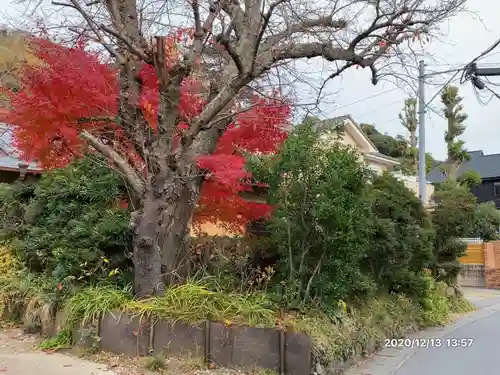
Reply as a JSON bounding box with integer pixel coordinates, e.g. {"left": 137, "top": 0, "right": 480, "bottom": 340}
{"left": 1, "top": 0, "right": 499, "bottom": 161}
{"left": 312, "top": 0, "right": 500, "bottom": 161}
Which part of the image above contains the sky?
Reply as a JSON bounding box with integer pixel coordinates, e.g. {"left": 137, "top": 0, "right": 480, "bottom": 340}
{"left": 0, "top": 0, "right": 499, "bottom": 161}
{"left": 308, "top": 0, "right": 500, "bottom": 161}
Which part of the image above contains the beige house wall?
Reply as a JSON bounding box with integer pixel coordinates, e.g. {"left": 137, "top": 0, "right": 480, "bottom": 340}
{"left": 190, "top": 222, "right": 241, "bottom": 237}
{"left": 394, "top": 175, "right": 435, "bottom": 207}
{"left": 366, "top": 158, "right": 390, "bottom": 175}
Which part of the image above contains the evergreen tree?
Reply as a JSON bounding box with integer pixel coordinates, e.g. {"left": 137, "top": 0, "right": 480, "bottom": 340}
{"left": 399, "top": 98, "right": 418, "bottom": 175}
{"left": 441, "top": 86, "right": 469, "bottom": 181}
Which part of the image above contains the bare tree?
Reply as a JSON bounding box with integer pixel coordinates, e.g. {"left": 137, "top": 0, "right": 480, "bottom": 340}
{"left": 9, "top": 0, "right": 466, "bottom": 297}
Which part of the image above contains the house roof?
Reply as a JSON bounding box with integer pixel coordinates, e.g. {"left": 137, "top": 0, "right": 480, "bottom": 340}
{"left": 427, "top": 150, "right": 500, "bottom": 183}
{"left": 313, "top": 114, "right": 400, "bottom": 165}
{"left": 0, "top": 124, "right": 41, "bottom": 172}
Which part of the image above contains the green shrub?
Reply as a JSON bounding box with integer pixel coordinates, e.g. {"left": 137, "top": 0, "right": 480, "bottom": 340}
{"left": 367, "top": 173, "right": 434, "bottom": 297}
{"left": 448, "top": 297, "right": 475, "bottom": 313}
{"left": 293, "top": 294, "right": 424, "bottom": 366}
{"left": 0, "top": 157, "right": 133, "bottom": 287}
{"left": 0, "top": 182, "right": 35, "bottom": 241}
{"left": 470, "top": 202, "right": 500, "bottom": 241}
{"left": 419, "top": 271, "right": 450, "bottom": 326}
{"left": 432, "top": 183, "right": 476, "bottom": 283}
{"left": 249, "top": 121, "right": 376, "bottom": 307}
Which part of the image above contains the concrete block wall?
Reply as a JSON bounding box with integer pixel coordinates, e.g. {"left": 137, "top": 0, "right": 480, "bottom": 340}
{"left": 91, "top": 312, "right": 312, "bottom": 375}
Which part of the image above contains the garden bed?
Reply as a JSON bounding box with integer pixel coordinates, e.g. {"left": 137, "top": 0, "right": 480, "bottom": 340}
{"left": 0, "top": 279, "right": 475, "bottom": 375}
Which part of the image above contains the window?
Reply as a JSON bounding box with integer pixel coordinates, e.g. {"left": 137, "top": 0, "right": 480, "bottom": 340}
{"left": 494, "top": 183, "right": 500, "bottom": 196}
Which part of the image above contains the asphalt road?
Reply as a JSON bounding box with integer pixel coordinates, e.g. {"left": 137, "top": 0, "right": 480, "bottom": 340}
{"left": 346, "top": 288, "right": 500, "bottom": 375}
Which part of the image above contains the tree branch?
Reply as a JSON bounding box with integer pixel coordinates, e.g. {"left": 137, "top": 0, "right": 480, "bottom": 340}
{"left": 216, "top": 34, "right": 244, "bottom": 73}
{"left": 222, "top": 1, "right": 245, "bottom": 39}
{"left": 52, "top": 0, "right": 125, "bottom": 63}
{"left": 100, "top": 24, "right": 151, "bottom": 63}
{"left": 81, "top": 130, "right": 144, "bottom": 196}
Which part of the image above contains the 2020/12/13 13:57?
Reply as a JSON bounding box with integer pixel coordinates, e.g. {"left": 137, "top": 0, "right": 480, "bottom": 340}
{"left": 384, "top": 338, "right": 474, "bottom": 348}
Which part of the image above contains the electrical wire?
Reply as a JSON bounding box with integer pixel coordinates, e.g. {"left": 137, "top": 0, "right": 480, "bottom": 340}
{"left": 460, "top": 38, "right": 500, "bottom": 85}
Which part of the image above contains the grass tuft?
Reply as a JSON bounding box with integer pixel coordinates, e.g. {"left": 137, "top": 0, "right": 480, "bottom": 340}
{"left": 448, "top": 295, "right": 476, "bottom": 314}
{"left": 64, "top": 284, "right": 132, "bottom": 328}
{"left": 144, "top": 354, "right": 166, "bottom": 371}
{"left": 39, "top": 329, "right": 72, "bottom": 351}
{"left": 62, "top": 280, "right": 277, "bottom": 331}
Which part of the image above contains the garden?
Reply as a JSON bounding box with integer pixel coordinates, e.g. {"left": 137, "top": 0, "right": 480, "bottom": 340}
{"left": 0, "top": 15, "right": 495, "bottom": 372}
{"left": 0, "top": 120, "right": 492, "bottom": 374}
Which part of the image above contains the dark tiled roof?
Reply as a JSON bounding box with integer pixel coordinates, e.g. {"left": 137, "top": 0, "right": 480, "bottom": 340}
{"left": 427, "top": 150, "right": 500, "bottom": 183}
{"left": 0, "top": 124, "right": 41, "bottom": 172}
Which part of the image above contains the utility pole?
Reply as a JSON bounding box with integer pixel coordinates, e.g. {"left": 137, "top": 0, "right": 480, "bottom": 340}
{"left": 415, "top": 60, "right": 500, "bottom": 205}
{"left": 418, "top": 60, "right": 426, "bottom": 204}
{"left": 416, "top": 61, "right": 464, "bottom": 205}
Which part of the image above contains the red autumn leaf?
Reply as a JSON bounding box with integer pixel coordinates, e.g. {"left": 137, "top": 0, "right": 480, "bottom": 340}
{"left": 0, "top": 34, "right": 291, "bottom": 232}
{"left": 118, "top": 199, "right": 129, "bottom": 209}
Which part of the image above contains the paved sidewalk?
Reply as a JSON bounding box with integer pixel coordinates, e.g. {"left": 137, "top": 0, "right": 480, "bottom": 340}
{"left": 345, "top": 288, "right": 500, "bottom": 375}
{"left": 460, "top": 287, "right": 500, "bottom": 308}
{"left": 0, "top": 329, "right": 115, "bottom": 375}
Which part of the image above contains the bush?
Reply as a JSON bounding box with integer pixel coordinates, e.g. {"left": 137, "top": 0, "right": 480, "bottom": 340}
{"left": 250, "top": 122, "right": 376, "bottom": 307}
{"left": 367, "top": 173, "right": 434, "bottom": 297}
{"left": 470, "top": 202, "right": 500, "bottom": 241}
{"left": 432, "top": 183, "right": 476, "bottom": 283}
{"left": 0, "top": 157, "right": 133, "bottom": 287}
{"left": 418, "top": 271, "right": 450, "bottom": 326}
{"left": 292, "top": 281, "right": 452, "bottom": 368}
{"left": 0, "top": 182, "right": 36, "bottom": 241}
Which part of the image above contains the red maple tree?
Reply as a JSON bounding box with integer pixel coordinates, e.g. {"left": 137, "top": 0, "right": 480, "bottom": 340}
{"left": 0, "top": 35, "right": 291, "bottom": 233}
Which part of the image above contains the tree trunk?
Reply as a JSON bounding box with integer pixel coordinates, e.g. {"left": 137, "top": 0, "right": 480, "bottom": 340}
{"left": 158, "top": 173, "right": 201, "bottom": 285}
{"left": 133, "top": 192, "right": 164, "bottom": 298}
{"left": 133, "top": 165, "right": 202, "bottom": 297}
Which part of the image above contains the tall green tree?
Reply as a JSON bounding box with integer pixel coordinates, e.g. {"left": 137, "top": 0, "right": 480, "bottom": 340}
{"left": 361, "top": 123, "right": 438, "bottom": 174}
{"left": 399, "top": 98, "right": 418, "bottom": 175}
{"left": 367, "top": 172, "right": 434, "bottom": 297}
{"left": 432, "top": 182, "right": 476, "bottom": 284}
{"left": 441, "top": 86, "right": 469, "bottom": 180}
{"left": 249, "top": 120, "right": 375, "bottom": 306}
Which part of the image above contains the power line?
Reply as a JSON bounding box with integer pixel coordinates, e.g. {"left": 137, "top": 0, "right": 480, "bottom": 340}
{"left": 329, "top": 87, "right": 400, "bottom": 112}
{"left": 460, "top": 38, "right": 500, "bottom": 87}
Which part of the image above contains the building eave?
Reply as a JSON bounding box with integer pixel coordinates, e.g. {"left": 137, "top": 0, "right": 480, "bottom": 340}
{"left": 364, "top": 152, "right": 400, "bottom": 166}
